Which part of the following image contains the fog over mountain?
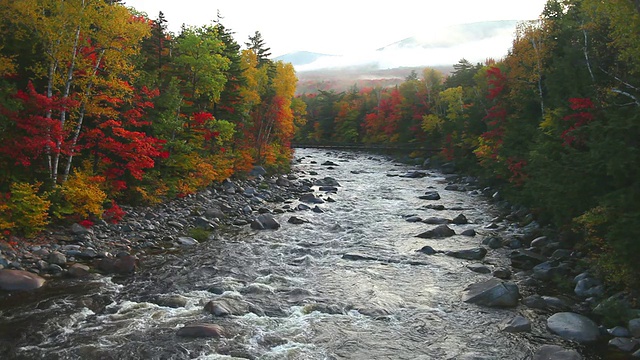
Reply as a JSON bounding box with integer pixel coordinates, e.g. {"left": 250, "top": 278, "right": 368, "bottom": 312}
{"left": 277, "top": 21, "right": 521, "bottom": 72}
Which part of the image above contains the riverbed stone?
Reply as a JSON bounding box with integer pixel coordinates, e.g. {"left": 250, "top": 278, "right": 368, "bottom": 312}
{"left": 416, "top": 224, "right": 455, "bottom": 239}
{"left": 451, "top": 214, "right": 468, "bottom": 224}
{"left": 460, "top": 229, "right": 476, "bottom": 237}
{"left": 0, "top": 269, "right": 45, "bottom": 291}
{"left": 608, "top": 326, "right": 631, "bottom": 337}
{"left": 609, "top": 337, "right": 640, "bottom": 353}
{"left": 493, "top": 267, "right": 512, "bottom": 279}
{"left": 250, "top": 214, "right": 281, "bottom": 230}
{"left": 287, "top": 216, "right": 308, "bottom": 225}
{"left": 176, "top": 323, "right": 224, "bottom": 338}
{"left": 47, "top": 251, "right": 67, "bottom": 266}
{"left": 482, "top": 236, "right": 503, "bottom": 249}
{"left": 510, "top": 249, "right": 547, "bottom": 270}
{"left": 416, "top": 245, "right": 438, "bottom": 255}
{"left": 68, "top": 263, "right": 91, "bottom": 278}
{"left": 155, "top": 294, "right": 188, "bottom": 308}
{"left": 446, "top": 247, "right": 487, "bottom": 260}
{"left": 547, "top": 312, "right": 600, "bottom": 343}
{"left": 629, "top": 318, "right": 640, "bottom": 338}
{"left": 299, "top": 193, "right": 324, "bottom": 204}
{"left": 532, "top": 345, "right": 582, "bottom": 360}
{"left": 501, "top": 315, "right": 531, "bottom": 333}
{"left": 419, "top": 191, "right": 440, "bottom": 200}
{"left": 462, "top": 278, "right": 519, "bottom": 308}
{"left": 422, "top": 217, "right": 449, "bottom": 225}
{"left": 95, "top": 254, "right": 136, "bottom": 274}
{"left": 177, "top": 237, "right": 199, "bottom": 246}
{"left": 204, "top": 297, "right": 263, "bottom": 317}
{"left": 467, "top": 264, "right": 491, "bottom": 274}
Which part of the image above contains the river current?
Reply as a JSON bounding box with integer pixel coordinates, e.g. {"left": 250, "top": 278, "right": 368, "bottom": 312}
{"left": 0, "top": 149, "right": 595, "bottom": 359}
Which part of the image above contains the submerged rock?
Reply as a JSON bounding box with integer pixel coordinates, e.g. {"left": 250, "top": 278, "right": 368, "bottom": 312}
{"left": 501, "top": 315, "right": 531, "bottom": 333}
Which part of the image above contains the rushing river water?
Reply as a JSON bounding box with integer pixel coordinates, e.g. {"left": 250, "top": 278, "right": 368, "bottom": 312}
{"left": 0, "top": 149, "right": 604, "bottom": 359}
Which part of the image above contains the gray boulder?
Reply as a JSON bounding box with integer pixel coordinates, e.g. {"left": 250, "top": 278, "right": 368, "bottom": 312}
{"left": 0, "top": 269, "right": 46, "bottom": 291}
{"left": 467, "top": 264, "right": 491, "bottom": 274}
{"left": 547, "top": 312, "right": 600, "bottom": 343}
{"left": 422, "top": 217, "right": 449, "bottom": 225}
{"left": 462, "top": 278, "right": 519, "bottom": 308}
{"left": 451, "top": 214, "right": 469, "bottom": 224}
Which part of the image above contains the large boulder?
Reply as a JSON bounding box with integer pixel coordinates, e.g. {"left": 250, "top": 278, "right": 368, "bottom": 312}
{"left": 462, "top": 278, "right": 519, "bottom": 308}
{"left": 0, "top": 269, "right": 46, "bottom": 291}
{"left": 547, "top": 312, "right": 600, "bottom": 343}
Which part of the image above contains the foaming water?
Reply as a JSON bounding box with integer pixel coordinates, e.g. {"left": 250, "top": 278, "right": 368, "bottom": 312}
{"left": 0, "top": 149, "right": 596, "bottom": 359}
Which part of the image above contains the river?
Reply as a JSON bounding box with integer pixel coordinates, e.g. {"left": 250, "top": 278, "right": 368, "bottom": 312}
{"left": 0, "top": 148, "right": 600, "bottom": 359}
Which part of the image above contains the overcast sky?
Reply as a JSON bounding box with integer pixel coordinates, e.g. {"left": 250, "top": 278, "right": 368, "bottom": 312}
{"left": 124, "top": 0, "right": 548, "bottom": 58}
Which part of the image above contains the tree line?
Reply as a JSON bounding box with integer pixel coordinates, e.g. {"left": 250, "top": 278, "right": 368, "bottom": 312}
{"left": 296, "top": 0, "right": 640, "bottom": 290}
{"left": 0, "top": 1, "right": 304, "bottom": 236}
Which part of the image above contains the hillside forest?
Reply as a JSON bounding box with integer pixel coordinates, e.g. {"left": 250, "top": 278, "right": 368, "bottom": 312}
{"left": 296, "top": 0, "right": 640, "bottom": 290}
{"left": 0, "top": 2, "right": 304, "bottom": 235}
{"left": 0, "top": 0, "right": 638, "bottom": 291}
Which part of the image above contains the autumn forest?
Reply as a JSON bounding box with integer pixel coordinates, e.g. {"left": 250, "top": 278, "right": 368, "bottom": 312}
{"left": 0, "top": 0, "right": 639, "bottom": 290}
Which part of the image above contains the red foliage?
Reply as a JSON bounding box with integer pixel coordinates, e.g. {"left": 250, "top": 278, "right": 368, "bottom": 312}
{"left": 561, "top": 97, "right": 595, "bottom": 147}
{"left": 78, "top": 219, "right": 94, "bottom": 228}
{"left": 0, "top": 82, "right": 78, "bottom": 168}
{"left": 103, "top": 200, "right": 125, "bottom": 224}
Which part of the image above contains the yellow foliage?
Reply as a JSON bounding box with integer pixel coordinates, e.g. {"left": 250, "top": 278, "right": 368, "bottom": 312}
{"left": 59, "top": 171, "right": 107, "bottom": 219}
{"left": 234, "top": 148, "right": 255, "bottom": 174}
{"left": 9, "top": 182, "right": 51, "bottom": 237}
{"left": 422, "top": 114, "right": 443, "bottom": 133}
{"left": 0, "top": 196, "right": 15, "bottom": 236}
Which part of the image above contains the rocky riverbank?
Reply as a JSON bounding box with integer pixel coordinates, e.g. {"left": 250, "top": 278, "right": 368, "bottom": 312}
{"left": 0, "top": 166, "right": 320, "bottom": 285}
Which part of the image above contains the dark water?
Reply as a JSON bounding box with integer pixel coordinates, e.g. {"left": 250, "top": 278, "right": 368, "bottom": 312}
{"left": 0, "top": 149, "right": 610, "bottom": 359}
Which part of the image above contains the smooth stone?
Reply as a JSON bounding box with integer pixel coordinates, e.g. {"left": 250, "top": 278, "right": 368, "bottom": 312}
{"left": 47, "top": 251, "right": 67, "bottom": 266}
{"left": 176, "top": 323, "right": 224, "bottom": 338}
{"left": 419, "top": 191, "right": 440, "bottom": 200}
{"left": 493, "top": 267, "right": 512, "bottom": 279}
{"left": 155, "top": 294, "right": 188, "bottom": 308}
{"left": 547, "top": 312, "right": 600, "bottom": 343}
{"left": 405, "top": 216, "right": 422, "bottom": 223}
{"left": 416, "top": 245, "right": 438, "bottom": 255}
{"left": 422, "top": 217, "right": 449, "bottom": 225}
{"left": 287, "top": 216, "right": 308, "bottom": 225}
{"left": 628, "top": 318, "right": 640, "bottom": 338}
{"left": 94, "top": 255, "right": 136, "bottom": 274}
{"left": 451, "top": 214, "right": 468, "bottom": 224}
{"left": 608, "top": 326, "right": 631, "bottom": 338}
{"left": 0, "top": 269, "right": 46, "bottom": 291}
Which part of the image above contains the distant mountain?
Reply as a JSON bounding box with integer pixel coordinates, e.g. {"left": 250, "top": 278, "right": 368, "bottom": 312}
{"left": 377, "top": 20, "right": 520, "bottom": 51}
{"left": 274, "top": 51, "right": 335, "bottom": 66}
{"left": 277, "top": 20, "right": 522, "bottom": 74}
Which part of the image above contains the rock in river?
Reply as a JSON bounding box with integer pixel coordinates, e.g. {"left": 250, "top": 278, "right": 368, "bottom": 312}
{"left": 176, "top": 323, "right": 224, "bottom": 338}
{"left": 446, "top": 247, "right": 487, "bottom": 260}
{"left": 250, "top": 213, "right": 281, "bottom": 230}
{"left": 416, "top": 224, "right": 455, "bottom": 239}
{"left": 532, "top": 345, "right": 582, "bottom": 360}
{"left": 462, "top": 278, "right": 519, "bottom": 308}
{"left": 0, "top": 269, "right": 45, "bottom": 291}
